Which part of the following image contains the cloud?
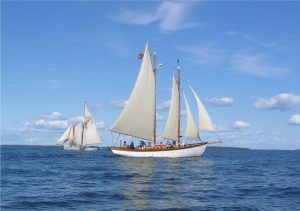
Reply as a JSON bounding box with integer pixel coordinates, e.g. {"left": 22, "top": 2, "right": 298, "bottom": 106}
{"left": 178, "top": 43, "right": 293, "bottom": 78}
{"left": 214, "top": 121, "right": 251, "bottom": 132}
{"left": 233, "top": 121, "right": 251, "bottom": 128}
{"left": 21, "top": 119, "right": 69, "bottom": 131}
{"left": 157, "top": 100, "right": 171, "bottom": 110}
{"left": 114, "top": 1, "right": 198, "bottom": 33}
{"left": 156, "top": 112, "right": 164, "bottom": 121}
{"left": 205, "top": 97, "right": 234, "bottom": 106}
{"left": 93, "top": 103, "right": 104, "bottom": 111}
{"left": 226, "top": 30, "right": 237, "bottom": 36}
{"left": 254, "top": 93, "right": 300, "bottom": 110}
{"left": 42, "top": 112, "right": 64, "bottom": 119}
{"left": 178, "top": 45, "right": 226, "bottom": 65}
{"left": 231, "top": 53, "right": 291, "bottom": 77}
{"left": 110, "top": 100, "right": 127, "bottom": 109}
{"left": 289, "top": 114, "right": 300, "bottom": 125}
{"left": 46, "top": 79, "right": 66, "bottom": 89}
{"left": 96, "top": 121, "right": 105, "bottom": 129}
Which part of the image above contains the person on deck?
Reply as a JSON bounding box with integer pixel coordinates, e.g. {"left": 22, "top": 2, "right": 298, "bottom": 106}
{"left": 130, "top": 142, "right": 134, "bottom": 149}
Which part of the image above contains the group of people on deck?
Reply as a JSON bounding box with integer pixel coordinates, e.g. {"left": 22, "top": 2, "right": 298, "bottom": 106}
{"left": 120, "top": 140, "right": 181, "bottom": 150}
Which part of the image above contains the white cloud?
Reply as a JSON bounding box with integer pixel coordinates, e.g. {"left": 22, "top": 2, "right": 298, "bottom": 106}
{"left": 226, "top": 30, "right": 237, "bottom": 36}
{"left": 254, "top": 93, "right": 300, "bottom": 110}
{"left": 93, "top": 103, "right": 103, "bottom": 111}
{"left": 178, "top": 43, "right": 293, "bottom": 78}
{"left": 114, "top": 1, "right": 198, "bottom": 33}
{"left": 43, "top": 112, "right": 63, "bottom": 119}
{"left": 233, "top": 121, "right": 251, "bottom": 129}
{"left": 96, "top": 121, "right": 105, "bottom": 129}
{"left": 46, "top": 79, "right": 66, "bottom": 89}
{"left": 289, "top": 114, "right": 300, "bottom": 125}
{"left": 21, "top": 119, "right": 69, "bottom": 131}
{"left": 232, "top": 53, "right": 291, "bottom": 77}
{"left": 156, "top": 112, "right": 164, "bottom": 121}
{"left": 205, "top": 97, "right": 234, "bottom": 106}
{"left": 157, "top": 100, "right": 171, "bottom": 110}
{"left": 178, "top": 45, "right": 226, "bottom": 65}
{"left": 110, "top": 100, "right": 127, "bottom": 109}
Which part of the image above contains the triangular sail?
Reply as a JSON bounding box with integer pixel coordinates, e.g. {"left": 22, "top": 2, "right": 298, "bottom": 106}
{"left": 162, "top": 75, "right": 179, "bottom": 141}
{"left": 83, "top": 119, "right": 101, "bottom": 145}
{"left": 57, "top": 126, "right": 73, "bottom": 144}
{"left": 183, "top": 93, "right": 200, "bottom": 140}
{"left": 189, "top": 85, "right": 214, "bottom": 131}
{"left": 84, "top": 105, "right": 92, "bottom": 123}
{"left": 109, "top": 43, "right": 155, "bottom": 141}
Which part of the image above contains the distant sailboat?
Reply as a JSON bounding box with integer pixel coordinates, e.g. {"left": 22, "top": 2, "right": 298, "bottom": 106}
{"left": 57, "top": 104, "right": 101, "bottom": 151}
{"left": 109, "top": 43, "right": 218, "bottom": 157}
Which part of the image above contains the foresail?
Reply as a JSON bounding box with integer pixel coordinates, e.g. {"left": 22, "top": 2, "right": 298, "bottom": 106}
{"left": 189, "top": 85, "right": 214, "bottom": 131}
{"left": 162, "top": 75, "right": 179, "bottom": 141}
{"left": 57, "top": 126, "right": 72, "bottom": 144}
{"left": 109, "top": 43, "right": 155, "bottom": 141}
{"left": 83, "top": 119, "right": 101, "bottom": 145}
{"left": 183, "top": 93, "right": 200, "bottom": 140}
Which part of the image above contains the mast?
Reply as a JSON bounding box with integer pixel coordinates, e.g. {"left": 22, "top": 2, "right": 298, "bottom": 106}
{"left": 153, "top": 51, "right": 157, "bottom": 146}
{"left": 177, "top": 59, "right": 181, "bottom": 145}
{"left": 81, "top": 102, "right": 85, "bottom": 147}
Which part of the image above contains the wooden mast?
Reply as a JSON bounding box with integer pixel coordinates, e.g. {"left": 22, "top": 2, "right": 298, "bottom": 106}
{"left": 177, "top": 59, "right": 181, "bottom": 145}
{"left": 153, "top": 50, "right": 157, "bottom": 146}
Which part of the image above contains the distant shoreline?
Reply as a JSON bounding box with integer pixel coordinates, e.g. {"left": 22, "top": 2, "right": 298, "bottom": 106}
{"left": 0, "top": 144, "right": 298, "bottom": 150}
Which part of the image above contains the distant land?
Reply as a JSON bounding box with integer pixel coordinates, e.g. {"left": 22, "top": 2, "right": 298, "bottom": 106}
{"left": 2, "top": 145, "right": 299, "bottom": 150}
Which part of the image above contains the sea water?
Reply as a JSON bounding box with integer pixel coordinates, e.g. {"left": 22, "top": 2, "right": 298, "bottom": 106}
{"left": 1, "top": 146, "right": 300, "bottom": 210}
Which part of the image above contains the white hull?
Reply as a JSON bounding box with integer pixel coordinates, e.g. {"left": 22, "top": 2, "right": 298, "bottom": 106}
{"left": 63, "top": 145, "right": 99, "bottom": 151}
{"left": 110, "top": 144, "right": 207, "bottom": 158}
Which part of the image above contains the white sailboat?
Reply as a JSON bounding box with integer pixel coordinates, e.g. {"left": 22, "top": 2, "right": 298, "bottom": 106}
{"left": 57, "top": 104, "right": 101, "bottom": 151}
{"left": 109, "top": 43, "right": 217, "bottom": 157}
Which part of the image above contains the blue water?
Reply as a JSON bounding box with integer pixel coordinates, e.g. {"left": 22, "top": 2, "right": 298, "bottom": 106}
{"left": 1, "top": 146, "right": 300, "bottom": 210}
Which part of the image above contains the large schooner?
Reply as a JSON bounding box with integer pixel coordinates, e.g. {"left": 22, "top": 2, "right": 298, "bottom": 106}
{"left": 57, "top": 104, "right": 101, "bottom": 151}
{"left": 109, "top": 43, "right": 217, "bottom": 157}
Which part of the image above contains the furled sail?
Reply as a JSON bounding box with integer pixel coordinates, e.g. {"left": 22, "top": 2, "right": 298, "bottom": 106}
{"left": 183, "top": 93, "right": 200, "bottom": 140}
{"left": 189, "top": 85, "right": 214, "bottom": 131}
{"left": 162, "top": 75, "right": 179, "bottom": 141}
{"left": 83, "top": 119, "right": 101, "bottom": 145}
{"left": 109, "top": 43, "right": 155, "bottom": 141}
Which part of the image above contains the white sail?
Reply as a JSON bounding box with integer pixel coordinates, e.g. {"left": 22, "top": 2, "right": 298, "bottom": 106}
{"left": 57, "top": 126, "right": 72, "bottom": 144}
{"left": 183, "top": 93, "right": 200, "bottom": 140}
{"left": 189, "top": 85, "right": 214, "bottom": 131}
{"left": 73, "top": 123, "right": 83, "bottom": 146}
{"left": 162, "top": 75, "right": 179, "bottom": 141}
{"left": 83, "top": 119, "right": 101, "bottom": 145}
{"left": 84, "top": 105, "right": 92, "bottom": 123}
{"left": 109, "top": 43, "right": 155, "bottom": 141}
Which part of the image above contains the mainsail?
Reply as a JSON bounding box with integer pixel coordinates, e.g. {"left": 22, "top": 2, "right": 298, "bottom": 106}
{"left": 189, "top": 85, "right": 214, "bottom": 131}
{"left": 73, "top": 123, "right": 83, "bottom": 146}
{"left": 183, "top": 93, "right": 200, "bottom": 140}
{"left": 162, "top": 75, "right": 179, "bottom": 141}
{"left": 109, "top": 43, "right": 156, "bottom": 141}
{"left": 83, "top": 119, "right": 101, "bottom": 145}
{"left": 82, "top": 104, "right": 101, "bottom": 145}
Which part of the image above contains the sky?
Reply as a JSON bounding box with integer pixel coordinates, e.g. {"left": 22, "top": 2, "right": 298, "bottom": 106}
{"left": 1, "top": 1, "right": 300, "bottom": 149}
